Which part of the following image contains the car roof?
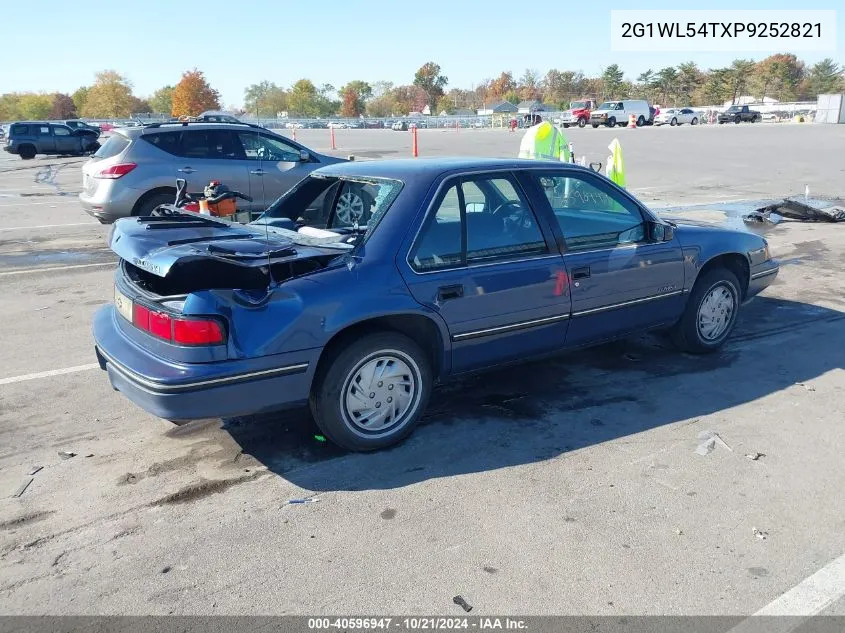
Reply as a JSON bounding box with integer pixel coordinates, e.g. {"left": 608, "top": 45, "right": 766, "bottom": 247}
{"left": 314, "top": 157, "right": 593, "bottom": 180}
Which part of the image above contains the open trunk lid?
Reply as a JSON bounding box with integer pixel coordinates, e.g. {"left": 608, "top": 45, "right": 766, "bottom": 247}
{"left": 109, "top": 213, "right": 345, "bottom": 278}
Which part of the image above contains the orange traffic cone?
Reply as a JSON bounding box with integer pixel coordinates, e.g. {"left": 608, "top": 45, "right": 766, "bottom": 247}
{"left": 628, "top": 114, "right": 637, "bottom": 128}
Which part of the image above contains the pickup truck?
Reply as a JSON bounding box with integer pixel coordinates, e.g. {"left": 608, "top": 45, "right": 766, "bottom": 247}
{"left": 718, "top": 105, "right": 762, "bottom": 124}
{"left": 558, "top": 99, "right": 597, "bottom": 128}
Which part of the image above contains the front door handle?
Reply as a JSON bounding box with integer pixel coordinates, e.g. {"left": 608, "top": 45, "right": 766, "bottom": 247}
{"left": 572, "top": 266, "right": 591, "bottom": 280}
{"left": 177, "top": 166, "right": 195, "bottom": 174}
{"left": 249, "top": 169, "right": 266, "bottom": 175}
{"left": 437, "top": 284, "right": 464, "bottom": 301}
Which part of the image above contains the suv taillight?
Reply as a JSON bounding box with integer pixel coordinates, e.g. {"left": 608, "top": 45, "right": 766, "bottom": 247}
{"left": 96, "top": 163, "right": 137, "bottom": 179}
{"left": 132, "top": 304, "right": 225, "bottom": 346}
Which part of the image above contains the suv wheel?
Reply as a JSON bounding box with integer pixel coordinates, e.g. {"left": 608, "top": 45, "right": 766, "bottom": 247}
{"left": 671, "top": 268, "right": 741, "bottom": 354}
{"left": 310, "top": 332, "right": 432, "bottom": 451}
{"left": 135, "top": 192, "right": 176, "bottom": 217}
{"left": 607, "top": 117, "right": 617, "bottom": 128}
{"left": 578, "top": 118, "right": 587, "bottom": 128}
{"left": 19, "top": 145, "right": 36, "bottom": 160}
{"left": 637, "top": 115, "right": 646, "bottom": 127}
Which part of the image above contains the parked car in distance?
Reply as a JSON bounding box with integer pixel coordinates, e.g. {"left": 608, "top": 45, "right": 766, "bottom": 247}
{"left": 78, "top": 121, "right": 354, "bottom": 223}
{"left": 392, "top": 120, "right": 408, "bottom": 131}
{"left": 559, "top": 99, "right": 597, "bottom": 128}
{"left": 62, "top": 120, "right": 102, "bottom": 137}
{"left": 4, "top": 121, "right": 101, "bottom": 159}
{"left": 98, "top": 122, "right": 115, "bottom": 132}
{"left": 285, "top": 122, "right": 305, "bottom": 129}
{"left": 92, "top": 157, "right": 779, "bottom": 451}
{"left": 653, "top": 108, "right": 700, "bottom": 126}
{"left": 590, "top": 100, "right": 650, "bottom": 128}
{"left": 197, "top": 111, "right": 243, "bottom": 123}
{"left": 718, "top": 105, "right": 762, "bottom": 124}
{"left": 327, "top": 122, "right": 348, "bottom": 129}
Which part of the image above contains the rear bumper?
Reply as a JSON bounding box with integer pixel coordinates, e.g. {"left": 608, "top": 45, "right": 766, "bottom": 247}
{"left": 79, "top": 183, "right": 143, "bottom": 223}
{"left": 93, "top": 306, "right": 316, "bottom": 421}
{"left": 746, "top": 260, "right": 780, "bottom": 301}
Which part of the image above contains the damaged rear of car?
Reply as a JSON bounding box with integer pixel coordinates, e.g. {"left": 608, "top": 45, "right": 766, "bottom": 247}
{"left": 93, "top": 173, "right": 403, "bottom": 422}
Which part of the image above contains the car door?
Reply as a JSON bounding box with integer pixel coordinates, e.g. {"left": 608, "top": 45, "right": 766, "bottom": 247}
{"left": 173, "top": 129, "right": 252, "bottom": 205}
{"left": 36, "top": 124, "right": 55, "bottom": 153}
{"left": 400, "top": 172, "right": 570, "bottom": 374}
{"left": 236, "top": 131, "right": 311, "bottom": 210}
{"left": 523, "top": 169, "right": 686, "bottom": 348}
{"left": 51, "top": 125, "right": 77, "bottom": 153}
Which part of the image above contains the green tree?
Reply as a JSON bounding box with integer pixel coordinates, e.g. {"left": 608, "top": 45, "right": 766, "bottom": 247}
{"left": 71, "top": 86, "right": 90, "bottom": 114}
{"left": 287, "top": 79, "right": 322, "bottom": 116}
{"left": 0, "top": 94, "right": 22, "bottom": 120}
{"left": 244, "top": 81, "right": 288, "bottom": 117}
{"left": 148, "top": 86, "right": 174, "bottom": 116}
{"left": 676, "top": 62, "right": 702, "bottom": 104}
{"left": 503, "top": 90, "right": 520, "bottom": 105}
{"left": 81, "top": 71, "right": 136, "bottom": 118}
{"left": 49, "top": 93, "right": 77, "bottom": 119}
{"left": 18, "top": 93, "right": 54, "bottom": 119}
{"left": 804, "top": 58, "right": 844, "bottom": 96}
{"left": 727, "top": 59, "right": 757, "bottom": 104}
{"left": 656, "top": 67, "right": 678, "bottom": 105}
{"left": 601, "top": 64, "right": 625, "bottom": 98}
{"left": 413, "top": 62, "right": 448, "bottom": 108}
{"left": 541, "top": 70, "right": 585, "bottom": 107}
{"left": 435, "top": 95, "right": 454, "bottom": 115}
{"left": 698, "top": 68, "right": 733, "bottom": 105}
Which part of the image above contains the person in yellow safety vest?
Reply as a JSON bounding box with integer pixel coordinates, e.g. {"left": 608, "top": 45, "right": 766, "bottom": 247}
{"left": 518, "top": 118, "right": 571, "bottom": 162}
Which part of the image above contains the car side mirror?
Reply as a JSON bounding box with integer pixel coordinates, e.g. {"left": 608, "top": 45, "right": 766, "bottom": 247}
{"left": 649, "top": 221, "right": 674, "bottom": 242}
{"left": 299, "top": 149, "right": 310, "bottom": 162}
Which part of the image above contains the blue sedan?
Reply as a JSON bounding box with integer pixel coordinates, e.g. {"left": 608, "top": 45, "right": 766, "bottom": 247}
{"left": 93, "top": 158, "right": 779, "bottom": 451}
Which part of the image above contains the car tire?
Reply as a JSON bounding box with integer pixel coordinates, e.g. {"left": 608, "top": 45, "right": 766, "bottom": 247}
{"left": 735, "top": 116, "right": 741, "bottom": 124}
{"left": 637, "top": 115, "right": 646, "bottom": 127}
{"left": 591, "top": 124, "right": 599, "bottom": 129}
{"left": 322, "top": 185, "right": 373, "bottom": 226}
{"left": 562, "top": 123, "right": 570, "bottom": 129}
{"left": 19, "top": 145, "right": 36, "bottom": 160}
{"left": 135, "top": 192, "right": 176, "bottom": 217}
{"left": 607, "top": 117, "right": 616, "bottom": 128}
{"left": 670, "top": 268, "right": 741, "bottom": 354}
{"left": 578, "top": 118, "right": 587, "bottom": 128}
{"left": 310, "top": 332, "right": 432, "bottom": 451}
{"left": 691, "top": 117, "right": 698, "bottom": 125}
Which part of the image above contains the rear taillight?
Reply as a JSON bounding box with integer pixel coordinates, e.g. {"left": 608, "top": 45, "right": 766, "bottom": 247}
{"left": 95, "top": 163, "right": 137, "bottom": 179}
{"left": 132, "top": 304, "right": 224, "bottom": 346}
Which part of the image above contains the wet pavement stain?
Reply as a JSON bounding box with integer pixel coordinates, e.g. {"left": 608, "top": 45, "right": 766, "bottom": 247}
{"left": 0, "top": 250, "right": 113, "bottom": 267}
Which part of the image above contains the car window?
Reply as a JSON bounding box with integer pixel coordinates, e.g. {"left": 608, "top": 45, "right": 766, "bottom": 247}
{"left": 532, "top": 173, "right": 645, "bottom": 251}
{"left": 53, "top": 126, "right": 71, "bottom": 136}
{"left": 141, "top": 131, "right": 181, "bottom": 156}
{"left": 410, "top": 175, "right": 547, "bottom": 272}
{"left": 94, "top": 134, "right": 131, "bottom": 159}
{"left": 38, "top": 126, "right": 51, "bottom": 136}
{"left": 177, "top": 130, "right": 242, "bottom": 159}
{"left": 237, "top": 132, "right": 300, "bottom": 162}
{"left": 11, "top": 124, "right": 29, "bottom": 135}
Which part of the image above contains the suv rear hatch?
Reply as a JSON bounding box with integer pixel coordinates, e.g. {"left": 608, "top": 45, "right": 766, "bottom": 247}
{"left": 82, "top": 131, "right": 134, "bottom": 192}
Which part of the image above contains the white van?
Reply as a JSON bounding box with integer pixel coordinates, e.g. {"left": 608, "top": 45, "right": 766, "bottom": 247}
{"left": 589, "top": 100, "right": 650, "bottom": 128}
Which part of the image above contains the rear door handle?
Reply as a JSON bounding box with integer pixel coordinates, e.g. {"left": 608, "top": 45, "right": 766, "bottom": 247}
{"left": 249, "top": 169, "right": 266, "bottom": 175}
{"left": 437, "top": 284, "right": 464, "bottom": 301}
{"left": 177, "top": 166, "right": 195, "bottom": 174}
{"left": 572, "top": 267, "right": 591, "bottom": 280}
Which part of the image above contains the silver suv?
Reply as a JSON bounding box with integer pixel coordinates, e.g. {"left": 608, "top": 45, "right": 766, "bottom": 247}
{"left": 79, "top": 121, "right": 345, "bottom": 223}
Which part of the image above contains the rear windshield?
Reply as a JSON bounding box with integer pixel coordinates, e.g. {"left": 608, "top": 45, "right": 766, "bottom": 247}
{"left": 94, "top": 134, "right": 131, "bottom": 159}
{"left": 11, "top": 124, "right": 29, "bottom": 135}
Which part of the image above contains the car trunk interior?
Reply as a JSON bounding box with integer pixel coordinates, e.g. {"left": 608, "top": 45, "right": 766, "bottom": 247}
{"left": 123, "top": 254, "right": 337, "bottom": 297}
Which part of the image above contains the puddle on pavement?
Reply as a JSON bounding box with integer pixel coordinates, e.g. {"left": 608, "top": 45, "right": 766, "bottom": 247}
{"left": 656, "top": 195, "right": 845, "bottom": 236}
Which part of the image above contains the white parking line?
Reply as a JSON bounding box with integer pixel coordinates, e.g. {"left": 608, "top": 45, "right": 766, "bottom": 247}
{"left": 0, "top": 262, "right": 115, "bottom": 276}
{"left": 0, "top": 363, "right": 100, "bottom": 386}
{"left": 0, "top": 201, "right": 79, "bottom": 208}
{"left": 728, "top": 552, "right": 845, "bottom": 632}
{"left": 0, "top": 222, "right": 96, "bottom": 231}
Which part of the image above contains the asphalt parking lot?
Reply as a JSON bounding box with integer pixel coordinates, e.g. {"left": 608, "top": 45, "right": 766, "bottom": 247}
{"left": 1, "top": 124, "right": 844, "bottom": 617}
